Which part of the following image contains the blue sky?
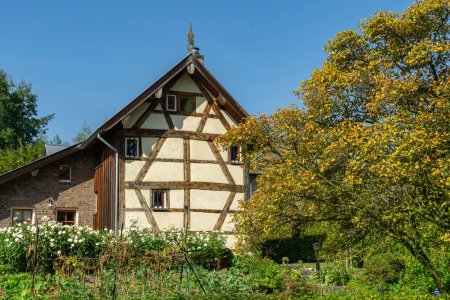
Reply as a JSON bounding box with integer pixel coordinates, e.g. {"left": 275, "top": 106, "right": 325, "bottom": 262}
{"left": 0, "top": 1, "right": 412, "bottom": 144}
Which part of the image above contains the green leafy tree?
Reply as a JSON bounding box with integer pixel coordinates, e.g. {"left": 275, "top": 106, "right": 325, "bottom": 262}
{"left": 0, "top": 70, "right": 53, "bottom": 149}
{"left": 217, "top": 0, "right": 449, "bottom": 293}
{"left": 0, "top": 140, "right": 44, "bottom": 174}
{"left": 72, "top": 120, "right": 92, "bottom": 144}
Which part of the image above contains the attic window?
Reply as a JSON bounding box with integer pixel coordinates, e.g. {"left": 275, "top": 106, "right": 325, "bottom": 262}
{"left": 180, "top": 95, "right": 194, "bottom": 113}
{"left": 125, "top": 137, "right": 140, "bottom": 159}
{"left": 230, "top": 146, "right": 242, "bottom": 164}
{"left": 166, "top": 94, "right": 177, "bottom": 112}
{"left": 59, "top": 165, "right": 71, "bottom": 183}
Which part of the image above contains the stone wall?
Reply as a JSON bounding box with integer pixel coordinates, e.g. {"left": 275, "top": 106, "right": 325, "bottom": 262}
{"left": 0, "top": 150, "right": 98, "bottom": 227}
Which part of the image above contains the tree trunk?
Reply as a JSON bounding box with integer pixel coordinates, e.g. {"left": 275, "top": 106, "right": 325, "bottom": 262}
{"left": 402, "top": 240, "right": 446, "bottom": 294}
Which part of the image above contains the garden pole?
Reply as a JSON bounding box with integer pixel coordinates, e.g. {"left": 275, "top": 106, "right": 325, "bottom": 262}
{"left": 31, "top": 220, "right": 39, "bottom": 293}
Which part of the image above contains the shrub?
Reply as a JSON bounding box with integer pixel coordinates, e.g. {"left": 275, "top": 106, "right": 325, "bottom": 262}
{"left": 328, "top": 263, "right": 351, "bottom": 286}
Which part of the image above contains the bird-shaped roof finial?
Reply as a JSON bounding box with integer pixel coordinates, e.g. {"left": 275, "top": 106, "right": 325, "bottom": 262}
{"left": 187, "top": 22, "right": 195, "bottom": 53}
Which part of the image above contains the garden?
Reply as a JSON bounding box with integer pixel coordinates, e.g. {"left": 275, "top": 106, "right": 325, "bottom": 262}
{"left": 0, "top": 218, "right": 448, "bottom": 299}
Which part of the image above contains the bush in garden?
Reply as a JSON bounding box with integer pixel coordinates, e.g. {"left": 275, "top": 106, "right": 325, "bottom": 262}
{"left": 327, "top": 263, "right": 351, "bottom": 286}
{"left": 232, "top": 254, "right": 291, "bottom": 293}
{"left": 126, "top": 226, "right": 232, "bottom": 270}
{"left": 0, "top": 220, "right": 233, "bottom": 274}
{"left": 0, "top": 217, "right": 115, "bottom": 272}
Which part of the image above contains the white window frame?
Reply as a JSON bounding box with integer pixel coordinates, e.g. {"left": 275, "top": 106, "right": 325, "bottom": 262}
{"left": 11, "top": 207, "right": 35, "bottom": 224}
{"left": 166, "top": 94, "right": 177, "bottom": 112}
{"left": 58, "top": 165, "right": 71, "bottom": 183}
{"left": 125, "top": 137, "right": 140, "bottom": 159}
{"left": 151, "top": 189, "right": 169, "bottom": 210}
{"left": 56, "top": 209, "right": 78, "bottom": 226}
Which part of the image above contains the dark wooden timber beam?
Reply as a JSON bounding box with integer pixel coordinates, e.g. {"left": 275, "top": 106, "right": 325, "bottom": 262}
{"left": 119, "top": 129, "right": 220, "bottom": 141}
{"left": 125, "top": 181, "right": 245, "bottom": 193}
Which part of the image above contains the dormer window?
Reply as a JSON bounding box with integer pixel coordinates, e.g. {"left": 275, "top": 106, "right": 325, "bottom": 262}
{"left": 230, "top": 146, "right": 242, "bottom": 164}
{"left": 125, "top": 137, "right": 140, "bottom": 159}
{"left": 166, "top": 94, "right": 177, "bottom": 112}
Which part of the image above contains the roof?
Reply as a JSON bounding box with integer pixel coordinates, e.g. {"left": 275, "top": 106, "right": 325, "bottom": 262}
{"left": 0, "top": 52, "right": 248, "bottom": 185}
{"left": 44, "top": 144, "right": 69, "bottom": 156}
{"left": 0, "top": 143, "right": 82, "bottom": 185}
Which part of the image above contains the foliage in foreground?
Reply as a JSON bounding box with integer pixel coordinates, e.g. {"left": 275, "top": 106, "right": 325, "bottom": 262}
{"left": 216, "top": 0, "right": 449, "bottom": 293}
{"left": 0, "top": 218, "right": 232, "bottom": 273}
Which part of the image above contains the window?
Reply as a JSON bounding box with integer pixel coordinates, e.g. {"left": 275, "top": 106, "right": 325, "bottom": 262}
{"left": 59, "top": 165, "right": 71, "bottom": 183}
{"left": 152, "top": 190, "right": 168, "bottom": 210}
{"left": 180, "top": 95, "right": 194, "bottom": 113}
{"left": 57, "top": 210, "right": 77, "bottom": 226}
{"left": 125, "top": 137, "right": 140, "bottom": 158}
{"left": 12, "top": 208, "right": 33, "bottom": 224}
{"left": 230, "top": 146, "right": 242, "bottom": 164}
{"left": 166, "top": 94, "right": 177, "bottom": 112}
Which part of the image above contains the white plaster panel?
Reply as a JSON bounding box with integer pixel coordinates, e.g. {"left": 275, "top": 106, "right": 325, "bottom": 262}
{"left": 190, "top": 140, "right": 215, "bottom": 161}
{"left": 170, "top": 72, "right": 201, "bottom": 93}
{"left": 123, "top": 103, "right": 149, "bottom": 129}
{"left": 125, "top": 160, "right": 147, "bottom": 181}
{"left": 220, "top": 149, "right": 228, "bottom": 163}
{"left": 169, "top": 190, "right": 184, "bottom": 209}
{"left": 202, "top": 118, "right": 227, "bottom": 134}
{"left": 190, "top": 190, "right": 230, "bottom": 210}
{"left": 222, "top": 214, "right": 235, "bottom": 232}
{"left": 157, "top": 138, "right": 184, "bottom": 159}
{"left": 153, "top": 212, "right": 184, "bottom": 230}
{"left": 227, "top": 165, "right": 244, "bottom": 185}
{"left": 196, "top": 97, "right": 207, "bottom": 113}
{"left": 141, "top": 113, "right": 169, "bottom": 130}
{"left": 125, "top": 212, "right": 152, "bottom": 229}
{"left": 143, "top": 162, "right": 184, "bottom": 182}
{"left": 221, "top": 109, "right": 238, "bottom": 127}
{"left": 142, "top": 137, "right": 159, "bottom": 157}
{"left": 229, "top": 193, "right": 244, "bottom": 210}
{"left": 125, "top": 189, "right": 146, "bottom": 208}
{"left": 171, "top": 115, "right": 201, "bottom": 131}
{"left": 155, "top": 103, "right": 162, "bottom": 110}
{"left": 190, "top": 163, "right": 228, "bottom": 183}
{"left": 189, "top": 212, "right": 220, "bottom": 231}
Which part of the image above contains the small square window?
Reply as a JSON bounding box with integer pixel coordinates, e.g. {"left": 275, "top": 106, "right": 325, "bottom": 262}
{"left": 59, "top": 165, "right": 71, "bottom": 183}
{"left": 152, "top": 190, "right": 168, "bottom": 210}
{"left": 180, "top": 95, "right": 194, "bottom": 113}
{"left": 12, "top": 209, "right": 33, "bottom": 224}
{"left": 57, "top": 210, "right": 77, "bottom": 226}
{"left": 230, "top": 146, "right": 242, "bottom": 164}
{"left": 125, "top": 137, "right": 139, "bottom": 158}
{"left": 166, "top": 94, "right": 177, "bottom": 112}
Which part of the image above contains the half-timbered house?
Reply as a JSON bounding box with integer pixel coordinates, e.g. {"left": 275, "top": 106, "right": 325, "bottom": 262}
{"left": 0, "top": 33, "right": 249, "bottom": 247}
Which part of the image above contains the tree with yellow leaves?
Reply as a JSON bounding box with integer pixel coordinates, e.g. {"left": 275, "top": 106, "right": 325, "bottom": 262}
{"left": 217, "top": 0, "right": 449, "bottom": 293}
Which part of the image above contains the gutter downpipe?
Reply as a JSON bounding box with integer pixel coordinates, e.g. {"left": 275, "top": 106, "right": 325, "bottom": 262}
{"left": 97, "top": 134, "right": 119, "bottom": 236}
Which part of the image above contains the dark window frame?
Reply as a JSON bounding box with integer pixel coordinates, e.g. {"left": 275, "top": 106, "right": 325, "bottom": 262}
{"left": 11, "top": 208, "right": 33, "bottom": 224}
{"left": 57, "top": 209, "right": 77, "bottom": 226}
{"left": 151, "top": 189, "right": 169, "bottom": 210}
{"left": 125, "top": 137, "right": 140, "bottom": 159}
{"left": 59, "top": 165, "right": 71, "bottom": 183}
{"left": 165, "top": 93, "right": 196, "bottom": 114}
{"left": 230, "top": 145, "right": 243, "bottom": 164}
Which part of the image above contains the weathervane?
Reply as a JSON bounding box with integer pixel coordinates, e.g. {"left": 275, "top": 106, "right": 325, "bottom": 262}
{"left": 187, "top": 23, "right": 195, "bottom": 53}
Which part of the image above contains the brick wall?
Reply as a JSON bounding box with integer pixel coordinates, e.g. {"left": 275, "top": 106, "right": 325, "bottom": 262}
{"left": 0, "top": 149, "right": 98, "bottom": 227}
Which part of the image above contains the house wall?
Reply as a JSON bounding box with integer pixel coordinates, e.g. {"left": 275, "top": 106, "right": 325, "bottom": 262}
{"left": 0, "top": 150, "right": 97, "bottom": 227}
{"left": 121, "top": 71, "right": 245, "bottom": 248}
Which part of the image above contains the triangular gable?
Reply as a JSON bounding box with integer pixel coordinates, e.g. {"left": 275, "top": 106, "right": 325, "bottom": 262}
{"left": 82, "top": 53, "right": 248, "bottom": 149}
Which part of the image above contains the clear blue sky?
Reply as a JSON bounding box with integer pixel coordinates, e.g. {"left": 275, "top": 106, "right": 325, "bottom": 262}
{"left": 0, "top": 0, "right": 412, "bottom": 144}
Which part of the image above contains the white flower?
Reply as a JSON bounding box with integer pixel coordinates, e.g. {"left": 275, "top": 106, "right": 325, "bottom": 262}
{"left": 14, "top": 238, "right": 19, "bottom": 242}
{"left": 57, "top": 250, "right": 61, "bottom": 255}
